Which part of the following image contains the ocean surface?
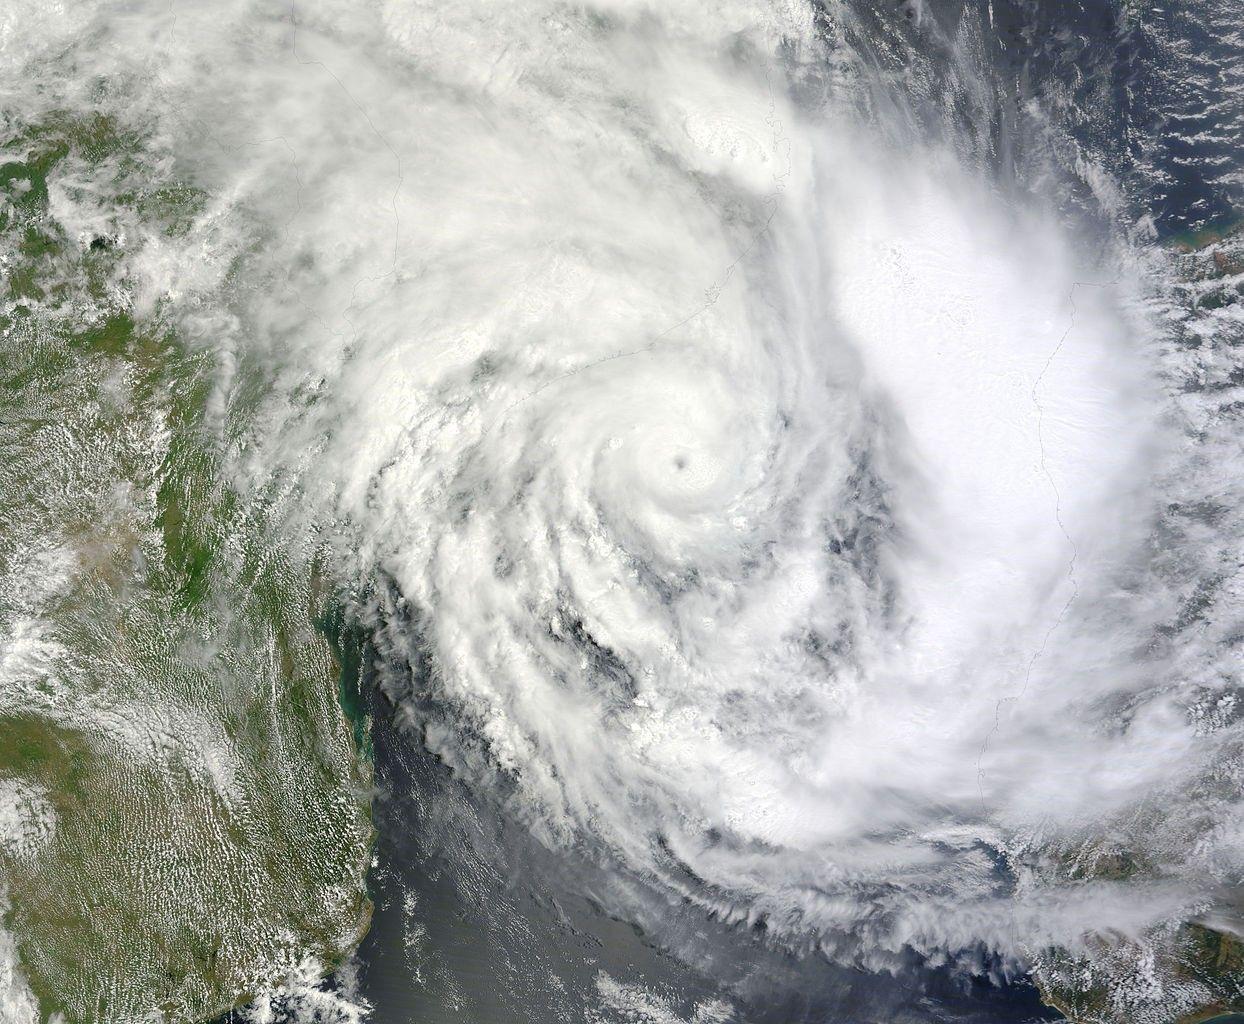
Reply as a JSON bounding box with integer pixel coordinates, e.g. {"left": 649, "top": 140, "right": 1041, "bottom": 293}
{"left": 207, "top": 0, "right": 1243, "bottom": 1019}
{"left": 342, "top": 664, "right": 1062, "bottom": 1024}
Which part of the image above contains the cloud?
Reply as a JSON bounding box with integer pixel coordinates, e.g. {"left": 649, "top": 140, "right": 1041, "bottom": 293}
{"left": 0, "top": 894, "right": 41, "bottom": 1024}
{"left": 6, "top": 0, "right": 1240, "bottom": 981}
{"left": 239, "top": 956, "right": 372, "bottom": 1024}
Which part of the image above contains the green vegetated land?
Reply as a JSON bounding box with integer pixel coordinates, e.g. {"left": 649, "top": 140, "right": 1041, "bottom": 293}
{"left": 1031, "top": 224, "right": 1244, "bottom": 1024}
{"left": 4, "top": 100, "right": 1243, "bottom": 1024}
{"left": 1037, "top": 918, "right": 1244, "bottom": 1024}
{"left": 0, "top": 113, "right": 372, "bottom": 1022}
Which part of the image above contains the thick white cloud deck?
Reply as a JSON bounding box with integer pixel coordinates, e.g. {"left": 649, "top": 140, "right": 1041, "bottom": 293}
{"left": 2, "top": 1, "right": 1242, "bottom": 1022}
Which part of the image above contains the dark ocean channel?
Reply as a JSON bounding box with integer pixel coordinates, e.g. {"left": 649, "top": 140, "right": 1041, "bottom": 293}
{"left": 213, "top": 0, "right": 1240, "bottom": 1018}
{"left": 324, "top": 673, "right": 1061, "bottom": 1024}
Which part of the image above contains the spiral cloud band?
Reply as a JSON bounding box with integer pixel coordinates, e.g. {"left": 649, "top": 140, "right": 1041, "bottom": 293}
{"left": 11, "top": 0, "right": 1242, "bottom": 996}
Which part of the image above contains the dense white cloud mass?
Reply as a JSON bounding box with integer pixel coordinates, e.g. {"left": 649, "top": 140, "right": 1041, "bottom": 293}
{"left": 9, "top": 0, "right": 1241, "bottom": 988}
{"left": 0, "top": 895, "right": 41, "bottom": 1024}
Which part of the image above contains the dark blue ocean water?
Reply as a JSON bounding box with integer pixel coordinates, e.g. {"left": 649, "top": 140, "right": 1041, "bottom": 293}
{"left": 834, "top": 0, "right": 1241, "bottom": 239}
{"left": 215, "top": 1, "right": 1240, "bottom": 1020}
{"left": 340, "top": 672, "right": 1061, "bottom": 1024}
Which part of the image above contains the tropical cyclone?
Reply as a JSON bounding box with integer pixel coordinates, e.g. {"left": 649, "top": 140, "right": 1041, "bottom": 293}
{"left": 0, "top": 1, "right": 1242, "bottom": 1023}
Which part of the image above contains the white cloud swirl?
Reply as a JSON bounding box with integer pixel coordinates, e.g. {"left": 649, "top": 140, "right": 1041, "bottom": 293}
{"left": 13, "top": 0, "right": 1241, "bottom": 979}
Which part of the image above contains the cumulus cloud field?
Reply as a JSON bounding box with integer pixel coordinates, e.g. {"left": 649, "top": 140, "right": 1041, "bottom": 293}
{"left": 4, "top": 0, "right": 1242, "bottom": 1012}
